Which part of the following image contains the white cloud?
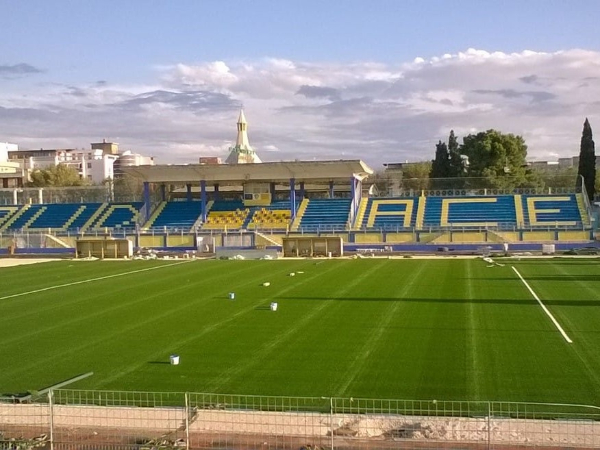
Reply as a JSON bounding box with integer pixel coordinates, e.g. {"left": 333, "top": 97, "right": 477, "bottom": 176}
{"left": 1, "top": 49, "right": 599, "bottom": 168}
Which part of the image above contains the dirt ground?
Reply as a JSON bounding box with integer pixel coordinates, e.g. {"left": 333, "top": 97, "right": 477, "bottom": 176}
{"left": 0, "top": 258, "right": 61, "bottom": 268}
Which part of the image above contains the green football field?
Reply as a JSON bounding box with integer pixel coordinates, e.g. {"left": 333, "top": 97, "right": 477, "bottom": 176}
{"left": 1, "top": 257, "right": 599, "bottom": 406}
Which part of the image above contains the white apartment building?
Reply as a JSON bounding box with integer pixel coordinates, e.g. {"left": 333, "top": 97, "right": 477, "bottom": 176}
{"left": 8, "top": 141, "right": 154, "bottom": 185}
{"left": 0, "top": 142, "right": 25, "bottom": 188}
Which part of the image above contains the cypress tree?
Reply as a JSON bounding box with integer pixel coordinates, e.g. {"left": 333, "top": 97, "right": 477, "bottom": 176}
{"left": 448, "top": 130, "right": 463, "bottom": 177}
{"left": 430, "top": 140, "right": 450, "bottom": 189}
{"left": 577, "top": 118, "right": 596, "bottom": 200}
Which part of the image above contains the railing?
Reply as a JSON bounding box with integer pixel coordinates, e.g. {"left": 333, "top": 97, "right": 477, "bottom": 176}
{"left": 0, "top": 222, "right": 594, "bottom": 250}
{"left": 2, "top": 390, "right": 600, "bottom": 450}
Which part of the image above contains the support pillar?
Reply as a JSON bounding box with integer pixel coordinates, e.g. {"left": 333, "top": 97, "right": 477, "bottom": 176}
{"left": 214, "top": 184, "right": 220, "bottom": 201}
{"left": 350, "top": 176, "right": 361, "bottom": 225}
{"left": 160, "top": 184, "right": 167, "bottom": 201}
{"left": 13, "top": 188, "right": 18, "bottom": 205}
{"left": 299, "top": 181, "right": 305, "bottom": 201}
{"left": 289, "top": 178, "right": 296, "bottom": 221}
{"left": 38, "top": 188, "right": 43, "bottom": 204}
{"left": 200, "top": 180, "right": 207, "bottom": 222}
{"left": 186, "top": 184, "right": 192, "bottom": 201}
{"left": 270, "top": 182, "right": 276, "bottom": 199}
{"left": 143, "top": 182, "right": 151, "bottom": 221}
{"left": 329, "top": 181, "right": 334, "bottom": 199}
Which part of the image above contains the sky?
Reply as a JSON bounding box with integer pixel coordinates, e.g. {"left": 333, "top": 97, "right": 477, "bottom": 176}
{"left": 1, "top": 0, "right": 600, "bottom": 169}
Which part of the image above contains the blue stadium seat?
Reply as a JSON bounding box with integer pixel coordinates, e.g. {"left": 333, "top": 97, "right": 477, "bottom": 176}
{"left": 522, "top": 194, "right": 582, "bottom": 226}
{"left": 423, "top": 196, "right": 517, "bottom": 227}
{"left": 361, "top": 198, "right": 418, "bottom": 229}
{"left": 89, "top": 202, "right": 144, "bottom": 229}
{"left": 299, "top": 198, "right": 351, "bottom": 231}
{"left": 151, "top": 201, "right": 201, "bottom": 229}
{"left": 7, "top": 203, "right": 104, "bottom": 230}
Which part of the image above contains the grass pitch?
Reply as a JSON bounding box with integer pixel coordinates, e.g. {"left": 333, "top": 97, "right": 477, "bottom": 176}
{"left": 1, "top": 257, "right": 599, "bottom": 405}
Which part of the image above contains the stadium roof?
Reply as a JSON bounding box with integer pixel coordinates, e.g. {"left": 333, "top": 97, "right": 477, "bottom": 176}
{"left": 122, "top": 160, "right": 373, "bottom": 185}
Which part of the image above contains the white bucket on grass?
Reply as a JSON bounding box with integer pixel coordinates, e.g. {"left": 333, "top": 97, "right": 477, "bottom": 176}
{"left": 170, "top": 354, "right": 180, "bottom": 365}
{"left": 270, "top": 302, "right": 278, "bottom": 311}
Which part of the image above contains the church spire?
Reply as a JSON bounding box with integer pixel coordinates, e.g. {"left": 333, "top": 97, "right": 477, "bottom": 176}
{"left": 226, "top": 109, "right": 262, "bottom": 164}
{"left": 235, "top": 109, "right": 250, "bottom": 148}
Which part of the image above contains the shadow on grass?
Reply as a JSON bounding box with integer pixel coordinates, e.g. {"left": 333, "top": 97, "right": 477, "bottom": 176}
{"left": 280, "top": 296, "right": 600, "bottom": 306}
{"left": 510, "top": 259, "right": 600, "bottom": 266}
{"left": 254, "top": 305, "right": 272, "bottom": 310}
{"left": 475, "top": 275, "right": 600, "bottom": 282}
{"left": 148, "top": 361, "right": 172, "bottom": 365}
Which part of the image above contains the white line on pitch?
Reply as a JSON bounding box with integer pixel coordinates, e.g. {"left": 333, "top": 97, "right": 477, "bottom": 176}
{"left": 0, "top": 260, "right": 192, "bottom": 301}
{"left": 511, "top": 266, "right": 573, "bottom": 344}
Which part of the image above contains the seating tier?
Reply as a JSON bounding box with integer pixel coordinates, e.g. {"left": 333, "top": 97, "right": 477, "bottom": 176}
{"left": 299, "top": 198, "right": 351, "bottom": 230}
{"left": 86, "top": 202, "right": 143, "bottom": 229}
{"left": 150, "top": 201, "right": 201, "bottom": 229}
{"left": 9, "top": 203, "right": 104, "bottom": 230}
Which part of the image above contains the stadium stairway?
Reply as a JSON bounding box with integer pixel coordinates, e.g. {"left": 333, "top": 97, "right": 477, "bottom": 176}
{"left": 5, "top": 203, "right": 105, "bottom": 231}
{"left": 0, "top": 206, "right": 19, "bottom": 230}
{"left": 487, "top": 229, "right": 510, "bottom": 243}
{"left": 353, "top": 198, "right": 369, "bottom": 229}
{"left": 514, "top": 194, "right": 525, "bottom": 226}
{"left": 189, "top": 200, "right": 214, "bottom": 230}
{"left": 241, "top": 208, "right": 257, "bottom": 229}
{"left": 43, "top": 234, "right": 72, "bottom": 248}
{"left": 415, "top": 196, "right": 426, "bottom": 229}
{"left": 576, "top": 193, "right": 591, "bottom": 227}
{"left": 1, "top": 205, "right": 30, "bottom": 231}
{"left": 144, "top": 201, "right": 167, "bottom": 228}
{"left": 81, "top": 203, "right": 108, "bottom": 231}
{"left": 255, "top": 231, "right": 282, "bottom": 246}
{"left": 290, "top": 198, "right": 309, "bottom": 231}
{"left": 26, "top": 206, "right": 47, "bottom": 228}
{"left": 88, "top": 203, "right": 144, "bottom": 230}
{"left": 6, "top": 205, "right": 42, "bottom": 230}
{"left": 61, "top": 205, "right": 86, "bottom": 230}
{"left": 143, "top": 201, "right": 200, "bottom": 230}
{"left": 418, "top": 231, "right": 446, "bottom": 243}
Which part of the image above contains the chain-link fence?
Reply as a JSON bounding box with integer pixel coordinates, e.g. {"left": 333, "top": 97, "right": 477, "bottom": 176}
{"left": 378, "top": 174, "right": 582, "bottom": 197}
{"left": 2, "top": 390, "right": 600, "bottom": 450}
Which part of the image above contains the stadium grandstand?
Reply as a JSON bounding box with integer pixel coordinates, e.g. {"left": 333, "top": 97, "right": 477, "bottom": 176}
{"left": 0, "top": 111, "right": 598, "bottom": 256}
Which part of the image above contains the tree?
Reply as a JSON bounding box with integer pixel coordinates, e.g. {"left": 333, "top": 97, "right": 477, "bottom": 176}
{"left": 460, "top": 129, "right": 529, "bottom": 189}
{"left": 111, "top": 174, "right": 144, "bottom": 202}
{"left": 447, "top": 130, "right": 464, "bottom": 178}
{"left": 430, "top": 141, "right": 450, "bottom": 189}
{"left": 401, "top": 161, "right": 431, "bottom": 191}
{"left": 577, "top": 118, "right": 596, "bottom": 200}
{"left": 530, "top": 166, "right": 578, "bottom": 190}
{"left": 28, "top": 164, "right": 88, "bottom": 187}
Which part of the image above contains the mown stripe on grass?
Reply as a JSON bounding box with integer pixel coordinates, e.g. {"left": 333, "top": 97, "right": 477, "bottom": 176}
{"left": 512, "top": 266, "right": 572, "bottom": 344}
{"left": 0, "top": 261, "right": 317, "bottom": 385}
{"left": 0, "top": 260, "right": 277, "bottom": 346}
{"left": 202, "top": 260, "right": 391, "bottom": 393}
{"left": 334, "top": 260, "right": 429, "bottom": 397}
{"left": 92, "top": 260, "right": 341, "bottom": 389}
{"left": 0, "top": 260, "right": 192, "bottom": 301}
{"left": 465, "top": 259, "right": 481, "bottom": 400}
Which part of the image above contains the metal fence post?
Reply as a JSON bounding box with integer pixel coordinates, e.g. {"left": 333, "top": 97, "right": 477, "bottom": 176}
{"left": 487, "top": 401, "right": 491, "bottom": 450}
{"left": 48, "top": 389, "right": 54, "bottom": 450}
{"left": 184, "top": 392, "right": 190, "bottom": 450}
{"left": 330, "top": 397, "right": 334, "bottom": 450}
